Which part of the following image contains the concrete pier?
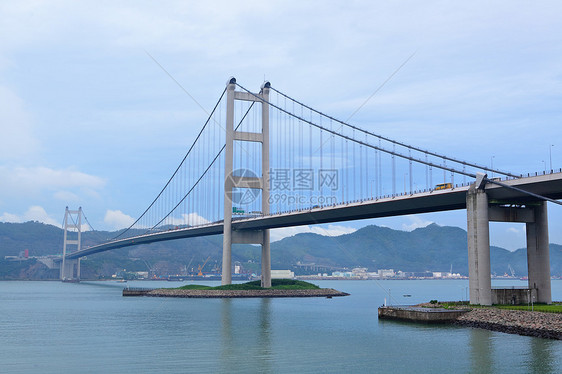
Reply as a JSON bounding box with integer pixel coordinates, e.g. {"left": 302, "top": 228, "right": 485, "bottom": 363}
{"left": 466, "top": 174, "right": 552, "bottom": 305}
{"left": 526, "top": 202, "right": 552, "bottom": 303}
{"left": 60, "top": 258, "right": 80, "bottom": 281}
{"left": 378, "top": 306, "right": 468, "bottom": 323}
{"left": 467, "top": 186, "right": 491, "bottom": 305}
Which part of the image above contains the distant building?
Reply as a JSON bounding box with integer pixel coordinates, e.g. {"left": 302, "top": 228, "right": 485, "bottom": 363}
{"left": 271, "top": 270, "right": 295, "bottom": 279}
{"left": 352, "top": 268, "right": 369, "bottom": 279}
{"left": 332, "top": 271, "right": 354, "bottom": 278}
{"left": 378, "top": 269, "right": 395, "bottom": 278}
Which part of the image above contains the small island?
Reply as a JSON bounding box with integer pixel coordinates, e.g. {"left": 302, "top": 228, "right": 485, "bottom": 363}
{"left": 123, "top": 279, "right": 349, "bottom": 298}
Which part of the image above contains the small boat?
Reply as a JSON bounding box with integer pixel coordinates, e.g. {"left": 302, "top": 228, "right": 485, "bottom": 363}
{"left": 403, "top": 294, "right": 412, "bottom": 297}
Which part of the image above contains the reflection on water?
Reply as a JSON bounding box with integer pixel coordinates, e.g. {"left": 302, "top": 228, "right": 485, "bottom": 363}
{"left": 469, "top": 328, "right": 494, "bottom": 374}
{"left": 220, "top": 299, "right": 233, "bottom": 372}
{"left": 257, "top": 298, "right": 272, "bottom": 372}
{"left": 466, "top": 321, "right": 562, "bottom": 374}
{"left": 528, "top": 337, "right": 558, "bottom": 374}
{"left": 220, "top": 299, "right": 272, "bottom": 373}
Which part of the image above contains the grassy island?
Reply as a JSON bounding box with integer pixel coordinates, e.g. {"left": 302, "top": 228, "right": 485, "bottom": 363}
{"left": 176, "top": 279, "right": 320, "bottom": 291}
{"left": 123, "top": 279, "right": 348, "bottom": 299}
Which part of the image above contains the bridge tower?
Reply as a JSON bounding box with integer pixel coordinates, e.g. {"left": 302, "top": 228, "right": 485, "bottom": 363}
{"left": 60, "top": 207, "right": 82, "bottom": 282}
{"left": 222, "top": 78, "right": 271, "bottom": 287}
{"left": 467, "top": 174, "right": 551, "bottom": 305}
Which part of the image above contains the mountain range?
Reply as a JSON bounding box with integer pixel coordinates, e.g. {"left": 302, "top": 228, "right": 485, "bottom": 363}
{"left": 1, "top": 221, "right": 561, "bottom": 279}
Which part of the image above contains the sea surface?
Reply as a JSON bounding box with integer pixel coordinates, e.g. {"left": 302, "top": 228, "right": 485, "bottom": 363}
{"left": 1, "top": 279, "right": 561, "bottom": 373}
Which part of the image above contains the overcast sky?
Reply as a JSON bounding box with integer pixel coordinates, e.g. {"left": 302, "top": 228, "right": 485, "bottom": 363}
{"left": 1, "top": 1, "right": 561, "bottom": 250}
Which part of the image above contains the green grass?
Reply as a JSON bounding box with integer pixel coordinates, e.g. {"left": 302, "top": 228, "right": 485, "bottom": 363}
{"left": 495, "top": 303, "right": 562, "bottom": 314}
{"left": 425, "top": 300, "right": 562, "bottom": 313}
{"left": 176, "top": 284, "right": 214, "bottom": 290}
{"left": 176, "top": 279, "right": 320, "bottom": 291}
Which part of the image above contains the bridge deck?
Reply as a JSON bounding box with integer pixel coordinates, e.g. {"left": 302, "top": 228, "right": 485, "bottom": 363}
{"left": 67, "top": 172, "right": 562, "bottom": 259}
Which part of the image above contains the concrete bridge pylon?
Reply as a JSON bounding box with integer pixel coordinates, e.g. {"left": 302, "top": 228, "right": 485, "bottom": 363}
{"left": 222, "top": 78, "right": 271, "bottom": 287}
{"left": 60, "top": 206, "right": 82, "bottom": 282}
{"left": 466, "top": 174, "right": 552, "bottom": 305}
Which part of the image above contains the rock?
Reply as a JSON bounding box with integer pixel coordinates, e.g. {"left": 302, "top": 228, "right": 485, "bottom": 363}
{"left": 144, "top": 288, "right": 349, "bottom": 298}
{"left": 454, "top": 308, "right": 562, "bottom": 340}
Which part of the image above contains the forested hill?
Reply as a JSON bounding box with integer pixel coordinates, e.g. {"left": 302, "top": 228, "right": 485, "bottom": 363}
{"left": 273, "top": 224, "right": 562, "bottom": 276}
{"left": 1, "top": 221, "right": 561, "bottom": 279}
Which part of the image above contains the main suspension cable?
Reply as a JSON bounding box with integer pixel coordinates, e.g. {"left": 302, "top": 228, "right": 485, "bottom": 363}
{"left": 269, "top": 86, "right": 519, "bottom": 178}
{"left": 236, "top": 83, "right": 478, "bottom": 179}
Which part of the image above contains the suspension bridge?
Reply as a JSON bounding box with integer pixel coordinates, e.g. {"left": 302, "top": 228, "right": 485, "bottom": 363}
{"left": 60, "top": 78, "right": 562, "bottom": 305}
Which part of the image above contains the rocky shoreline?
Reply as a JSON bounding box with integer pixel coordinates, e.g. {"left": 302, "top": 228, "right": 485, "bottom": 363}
{"left": 454, "top": 308, "right": 562, "bottom": 340}
{"left": 124, "top": 287, "right": 349, "bottom": 298}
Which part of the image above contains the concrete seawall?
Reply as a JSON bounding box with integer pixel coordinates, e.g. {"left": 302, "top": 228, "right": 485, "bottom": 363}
{"left": 378, "top": 306, "right": 468, "bottom": 323}
{"left": 122, "top": 288, "right": 152, "bottom": 296}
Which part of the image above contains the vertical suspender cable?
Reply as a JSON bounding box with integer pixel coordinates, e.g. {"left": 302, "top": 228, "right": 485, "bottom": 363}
{"left": 353, "top": 129, "right": 356, "bottom": 200}
{"left": 392, "top": 144, "right": 396, "bottom": 196}
{"left": 409, "top": 150, "right": 413, "bottom": 193}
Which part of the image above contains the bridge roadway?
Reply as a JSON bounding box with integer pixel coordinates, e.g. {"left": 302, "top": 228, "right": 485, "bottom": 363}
{"left": 67, "top": 172, "right": 562, "bottom": 260}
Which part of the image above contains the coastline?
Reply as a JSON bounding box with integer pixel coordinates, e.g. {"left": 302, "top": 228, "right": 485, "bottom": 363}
{"left": 379, "top": 303, "right": 562, "bottom": 340}
{"left": 454, "top": 308, "right": 562, "bottom": 340}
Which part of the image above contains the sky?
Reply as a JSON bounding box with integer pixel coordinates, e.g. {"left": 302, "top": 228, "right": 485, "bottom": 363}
{"left": 1, "top": 1, "right": 562, "bottom": 250}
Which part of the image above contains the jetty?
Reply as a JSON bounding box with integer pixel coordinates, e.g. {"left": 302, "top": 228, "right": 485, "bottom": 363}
{"left": 378, "top": 304, "right": 562, "bottom": 340}
{"left": 378, "top": 305, "right": 468, "bottom": 323}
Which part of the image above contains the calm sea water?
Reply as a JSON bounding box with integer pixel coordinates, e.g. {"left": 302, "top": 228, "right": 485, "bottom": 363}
{"left": 1, "top": 279, "right": 560, "bottom": 373}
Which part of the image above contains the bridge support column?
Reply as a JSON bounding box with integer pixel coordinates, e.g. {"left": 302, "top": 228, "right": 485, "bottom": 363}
{"left": 261, "top": 230, "right": 271, "bottom": 288}
{"left": 467, "top": 173, "right": 553, "bottom": 305}
{"left": 60, "top": 258, "right": 80, "bottom": 281}
{"left": 222, "top": 79, "right": 235, "bottom": 285}
{"left": 60, "top": 207, "right": 82, "bottom": 282}
{"left": 466, "top": 187, "right": 492, "bottom": 305}
{"left": 526, "top": 201, "right": 551, "bottom": 304}
{"left": 222, "top": 78, "right": 271, "bottom": 287}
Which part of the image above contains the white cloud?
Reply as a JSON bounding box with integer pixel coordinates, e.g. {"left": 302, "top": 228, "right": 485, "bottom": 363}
{"left": 168, "top": 213, "right": 210, "bottom": 227}
{"left": 401, "top": 216, "right": 433, "bottom": 231}
{"left": 103, "top": 211, "right": 210, "bottom": 231}
{"left": 0, "top": 212, "right": 20, "bottom": 222}
{"left": 0, "top": 205, "right": 59, "bottom": 226}
{"left": 271, "top": 224, "right": 356, "bottom": 242}
{"left": 0, "top": 166, "right": 106, "bottom": 197}
{"left": 507, "top": 227, "right": 521, "bottom": 234}
{"left": 104, "top": 209, "right": 135, "bottom": 230}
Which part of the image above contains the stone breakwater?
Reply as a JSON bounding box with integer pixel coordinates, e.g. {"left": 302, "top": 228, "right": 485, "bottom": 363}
{"left": 125, "top": 288, "right": 349, "bottom": 298}
{"left": 455, "top": 308, "right": 562, "bottom": 340}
